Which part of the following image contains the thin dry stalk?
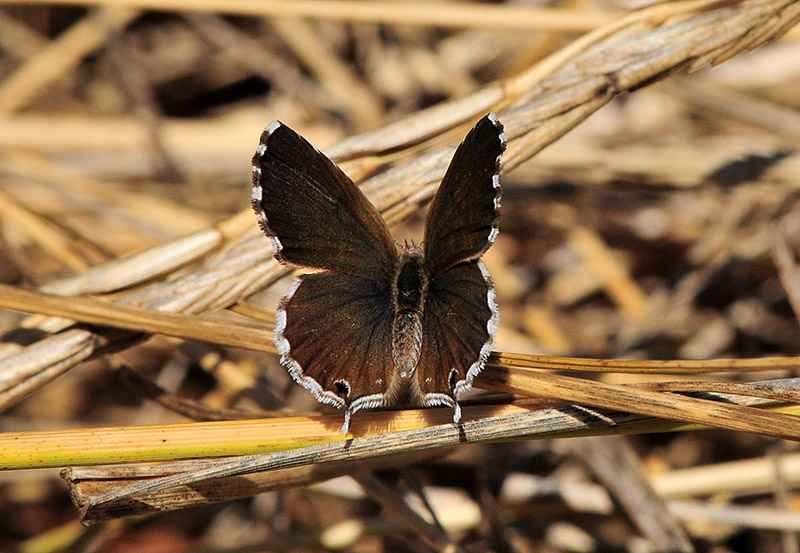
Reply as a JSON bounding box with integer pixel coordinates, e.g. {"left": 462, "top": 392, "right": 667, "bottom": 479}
{"left": 0, "top": 187, "right": 92, "bottom": 272}
{"left": 667, "top": 500, "right": 800, "bottom": 531}
{"left": 57, "top": 385, "right": 800, "bottom": 523}
{"left": 354, "top": 473, "right": 464, "bottom": 553}
{"left": 653, "top": 452, "right": 800, "bottom": 497}
{"left": 554, "top": 437, "right": 693, "bottom": 552}
{"left": 62, "top": 449, "right": 442, "bottom": 525}
{"left": 0, "top": 1, "right": 618, "bottom": 32}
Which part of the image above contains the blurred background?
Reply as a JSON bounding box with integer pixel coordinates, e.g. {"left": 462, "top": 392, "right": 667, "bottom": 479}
{"left": 2, "top": 2, "right": 800, "bottom": 552}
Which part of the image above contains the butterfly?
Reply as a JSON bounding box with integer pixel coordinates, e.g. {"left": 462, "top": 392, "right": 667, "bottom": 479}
{"left": 251, "top": 113, "right": 505, "bottom": 434}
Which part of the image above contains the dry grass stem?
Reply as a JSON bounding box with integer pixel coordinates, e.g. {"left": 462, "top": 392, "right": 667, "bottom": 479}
{"left": 479, "top": 367, "right": 800, "bottom": 439}
{"left": 555, "top": 436, "right": 693, "bottom": 551}
{"left": 653, "top": 452, "right": 800, "bottom": 500}
{"left": 667, "top": 500, "right": 800, "bottom": 531}
{"left": 0, "top": 0, "right": 618, "bottom": 32}
{"left": 0, "top": 282, "right": 274, "bottom": 353}
{"left": 56, "top": 386, "right": 799, "bottom": 523}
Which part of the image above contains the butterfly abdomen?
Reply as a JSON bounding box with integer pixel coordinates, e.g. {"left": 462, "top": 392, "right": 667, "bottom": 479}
{"left": 392, "top": 254, "right": 426, "bottom": 378}
{"left": 392, "top": 310, "right": 422, "bottom": 378}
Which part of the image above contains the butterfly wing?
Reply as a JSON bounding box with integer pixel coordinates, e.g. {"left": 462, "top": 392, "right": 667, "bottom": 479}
{"left": 416, "top": 113, "right": 505, "bottom": 419}
{"left": 252, "top": 121, "right": 398, "bottom": 282}
{"left": 414, "top": 261, "right": 498, "bottom": 420}
{"left": 422, "top": 113, "right": 505, "bottom": 276}
{"left": 253, "top": 122, "right": 402, "bottom": 433}
{"left": 277, "top": 272, "right": 397, "bottom": 434}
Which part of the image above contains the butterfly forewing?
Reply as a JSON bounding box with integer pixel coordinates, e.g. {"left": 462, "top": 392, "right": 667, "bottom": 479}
{"left": 422, "top": 113, "right": 505, "bottom": 275}
{"left": 252, "top": 122, "right": 398, "bottom": 282}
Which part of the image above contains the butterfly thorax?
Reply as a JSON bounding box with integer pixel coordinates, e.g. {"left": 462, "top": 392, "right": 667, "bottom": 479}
{"left": 392, "top": 252, "right": 426, "bottom": 378}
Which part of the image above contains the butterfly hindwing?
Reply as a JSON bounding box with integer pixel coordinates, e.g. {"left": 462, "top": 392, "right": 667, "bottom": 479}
{"left": 422, "top": 113, "right": 505, "bottom": 276}
{"left": 252, "top": 121, "right": 398, "bottom": 282}
{"left": 414, "top": 261, "right": 498, "bottom": 416}
{"left": 276, "top": 272, "right": 396, "bottom": 426}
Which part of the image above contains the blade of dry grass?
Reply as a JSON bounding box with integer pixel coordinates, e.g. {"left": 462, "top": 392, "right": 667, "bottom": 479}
{"left": 0, "top": 282, "right": 274, "bottom": 353}
{"left": 0, "top": 329, "right": 100, "bottom": 401}
{"left": 555, "top": 437, "right": 693, "bottom": 552}
{"left": 667, "top": 499, "right": 800, "bottom": 532}
{"left": 5, "top": 279, "right": 800, "bottom": 378}
{"left": 58, "top": 391, "right": 800, "bottom": 523}
{"left": 636, "top": 380, "right": 800, "bottom": 404}
{"left": 479, "top": 366, "right": 800, "bottom": 438}
{"left": 61, "top": 444, "right": 800, "bottom": 526}
{"left": 492, "top": 352, "right": 800, "bottom": 374}
{"left": 62, "top": 449, "right": 443, "bottom": 526}
{"left": 0, "top": 0, "right": 618, "bottom": 32}
{"left": 0, "top": 404, "right": 544, "bottom": 470}
{"left": 6, "top": 375, "right": 798, "bottom": 471}
{"left": 0, "top": 187, "right": 92, "bottom": 272}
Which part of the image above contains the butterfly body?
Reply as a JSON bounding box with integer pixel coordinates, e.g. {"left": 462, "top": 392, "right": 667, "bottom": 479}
{"left": 252, "top": 113, "right": 505, "bottom": 434}
{"left": 392, "top": 251, "right": 425, "bottom": 378}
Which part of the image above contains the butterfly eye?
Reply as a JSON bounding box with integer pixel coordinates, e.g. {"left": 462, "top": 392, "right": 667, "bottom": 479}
{"left": 334, "top": 379, "right": 351, "bottom": 398}
{"left": 448, "top": 368, "right": 460, "bottom": 389}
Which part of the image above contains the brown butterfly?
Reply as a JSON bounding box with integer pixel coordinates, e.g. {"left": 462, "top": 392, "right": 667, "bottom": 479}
{"left": 251, "top": 114, "right": 505, "bottom": 434}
